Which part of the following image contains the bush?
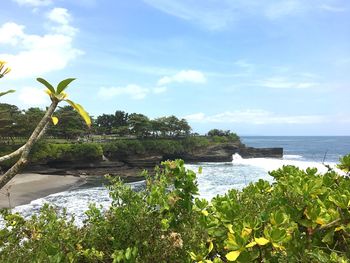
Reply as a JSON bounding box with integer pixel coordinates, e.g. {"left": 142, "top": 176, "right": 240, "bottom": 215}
{"left": 0, "top": 145, "right": 20, "bottom": 170}
{"left": 2, "top": 158, "right": 350, "bottom": 262}
{"left": 30, "top": 142, "right": 103, "bottom": 163}
{"left": 0, "top": 160, "right": 205, "bottom": 262}
{"left": 102, "top": 140, "right": 146, "bottom": 159}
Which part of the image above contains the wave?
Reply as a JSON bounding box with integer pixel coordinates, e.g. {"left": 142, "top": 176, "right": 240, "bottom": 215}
{"left": 4, "top": 180, "right": 146, "bottom": 227}
{"left": 283, "top": 154, "right": 303, "bottom": 160}
{"left": 231, "top": 153, "right": 339, "bottom": 174}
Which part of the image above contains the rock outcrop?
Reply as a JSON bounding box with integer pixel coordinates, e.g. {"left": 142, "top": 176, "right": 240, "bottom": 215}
{"left": 239, "top": 146, "right": 283, "bottom": 159}
{"left": 22, "top": 141, "right": 283, "bottom": 176}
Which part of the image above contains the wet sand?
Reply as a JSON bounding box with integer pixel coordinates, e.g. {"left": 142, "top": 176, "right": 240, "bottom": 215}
{"left": 0, "top": 173, "right": 86, "bottom": 208}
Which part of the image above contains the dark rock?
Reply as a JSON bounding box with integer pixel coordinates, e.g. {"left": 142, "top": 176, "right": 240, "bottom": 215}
{"left": 175, "top": 143, "right": 241, "bottom": 162}
{"left": 23, "top": 141, "right": 283, "bottom": 177}
{"left": 239, "top": 146, "right": 283, "bottom": 158}
{"left": 123, "top": 155, "right": 163, "bottom": 168}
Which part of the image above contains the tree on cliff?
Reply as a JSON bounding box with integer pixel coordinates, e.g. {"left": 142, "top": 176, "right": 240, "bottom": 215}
{"left": 0, "top": 103, "right": 23, "bottom": 141}
{"left": 128, "top": 113, "right": 151, "bottom": 138}
{"left": 48, "top": 106, "right": 87, "bottom": 139}
{"left": 0, "top": 62, "right": 91, "bottom": 190}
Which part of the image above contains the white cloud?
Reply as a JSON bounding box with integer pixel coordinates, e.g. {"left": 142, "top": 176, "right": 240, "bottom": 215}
{"left": 18, "top": 87, "right": 50, "bottom": 105}
{"left": 143, "top": 0, "right": 348, "bottom": 30}
{"left": 0, "top": 23, "right": 25, "bottom": 45}
{"left": 264, "top": 1, "right": 303, "bottom": 19}
{"left": 184, "top": 110, "right": 327, "bottom": 125}
{"left": 153, "top": 86, "right": 167, "bottom": 94}
{"left": 260, "top": 77, "right": 318, "bottom": 89}
{"left": 319, "top": 4, "right": 346, "bottom": 12}
{"left": 157, "top": 70, "right": 206, "bottom": 86}
{"left": 0, "top": 8, "right": 82, "bottom": 79}
{"left": 183, "top": 112, "right": 206, "bottom": 122}
{"left": 47, "top": 7, "right": 71, "bottom": 25}
{"left": 98, "top": 85, "right": 149, "bottom": 100}
{"left": 13, "top": 0, "right": 52, "bottom": 7}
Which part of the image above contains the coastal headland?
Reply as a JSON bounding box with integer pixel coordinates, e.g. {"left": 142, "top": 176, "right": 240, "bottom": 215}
{"left": 0, "top": 136, "right": 283, "bottom": 207}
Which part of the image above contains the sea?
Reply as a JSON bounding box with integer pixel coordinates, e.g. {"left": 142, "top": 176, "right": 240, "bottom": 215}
{"left": 7, "top": 136, "right": 350, "bottom": 225}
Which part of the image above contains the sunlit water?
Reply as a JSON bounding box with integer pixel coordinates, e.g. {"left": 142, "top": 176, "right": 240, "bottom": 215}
{"left": 3, "top": 136, "right": 350, "bottom": 226}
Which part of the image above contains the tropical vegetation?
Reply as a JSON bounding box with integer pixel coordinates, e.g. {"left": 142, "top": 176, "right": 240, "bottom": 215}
{"left": 1, "top": 157, "right": 350, "bottom": 262}
{"left": 0, "top": 61, "right": 91, "bottom": 190}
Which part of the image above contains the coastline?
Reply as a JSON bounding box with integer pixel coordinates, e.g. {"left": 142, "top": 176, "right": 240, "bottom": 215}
{"left": 0, "top": 173, "right": 86, "bottom": 209}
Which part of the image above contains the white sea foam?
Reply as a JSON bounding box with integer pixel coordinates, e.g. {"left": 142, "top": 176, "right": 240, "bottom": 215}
{"left": 231, "top": 153, "right": 338, "bottom": 174}
{"left": 2, "top": 181, "right": 146, "bottom": 227}
{"left": 1, "top": 155, "right": 344, "bottom": 227}
{"left": 283, "top": 154, "right": 303, "bottom": 160}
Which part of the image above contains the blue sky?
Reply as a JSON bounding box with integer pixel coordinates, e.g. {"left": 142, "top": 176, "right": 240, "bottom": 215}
{"left": 1, "top": 0, "right": 349, "bottom": 135}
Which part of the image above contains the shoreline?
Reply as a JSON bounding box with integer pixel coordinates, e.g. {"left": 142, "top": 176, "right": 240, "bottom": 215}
{"left": 0, "top": 173, "right": 86, "bottom": 209}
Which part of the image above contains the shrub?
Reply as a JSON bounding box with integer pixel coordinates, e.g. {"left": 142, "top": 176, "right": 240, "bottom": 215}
{"left": 1, "top": 157, "right": 350, "bottom": 262}
{"left": 30, "top": 142, "right": 103, "bottom": 163}
{"left": 102, "top": 140, "right": 145, "bottom": 159}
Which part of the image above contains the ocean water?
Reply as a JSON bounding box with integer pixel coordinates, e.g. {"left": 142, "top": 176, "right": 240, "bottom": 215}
{"left": 8, "top": 136, "right": 350, "bottom": 225}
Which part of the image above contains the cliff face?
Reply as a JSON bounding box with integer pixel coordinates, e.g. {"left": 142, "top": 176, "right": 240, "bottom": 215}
{"left": 22, "top": 141, "right": 283, "bottom": 176}
{"left": 165, "top": 143, "right": 283, "bottom": 162}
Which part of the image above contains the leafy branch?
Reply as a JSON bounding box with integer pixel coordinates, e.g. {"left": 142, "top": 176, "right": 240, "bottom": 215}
{"left": 0, "top": 75, "right": 91, "bottom": 190}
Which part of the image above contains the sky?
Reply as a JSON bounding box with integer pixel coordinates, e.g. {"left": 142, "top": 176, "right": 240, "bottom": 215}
{"left": 0, "top": 0, "right": 349, "bottom": 135}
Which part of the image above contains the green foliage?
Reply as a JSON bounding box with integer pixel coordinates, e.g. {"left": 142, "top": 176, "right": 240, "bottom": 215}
{"left": 3, "top": 158, "right": 350, "bottom": 262}
{"left": 195, "top": 165, "right": 350, "bottom": 262}
{"left": 207, "top": 129, "right": 240, "bottom": 142}
{"left": 0, "top": 160, "right": 204, "bottom": 262}
{"left": 102, "top": 140, "right": 146, "bottom": 158}
{"left": 37, "top": 77, "right": 91, "bottom": 127}
{"left": 0, "top": 89, "right": 15, "bottom": 97}
{"left": 48, "top": 106, "right": 88, "bottom": 139}
{"left": 0, "top": 103, "right": 24, "bottom": 139}
{"left": 0, "top": 145, "right": 19, "bottom": 169}
{"left": 338, "top": 154, "right": 350, "bottom": 175}
{"left": 0, "top": 205, "right": 82, "bottom": 263}
{"left": 102, "top": 137, "right": 211, "bottom": 160}
{"left": 30, "top": 142, "right": 103, "bottom": 163}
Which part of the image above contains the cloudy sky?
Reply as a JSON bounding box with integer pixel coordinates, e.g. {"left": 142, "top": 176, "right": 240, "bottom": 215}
{"left": 1, "top": 0, "right": 349, "bottom": 135}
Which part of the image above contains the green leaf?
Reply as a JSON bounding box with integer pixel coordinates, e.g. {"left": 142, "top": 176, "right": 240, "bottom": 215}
{"left": 125, "top": 247, "right": 131, "bottom": 260}
{"left": 0, "top": 89, "right": 15, "bottom": 97}
{"left": 65, "top": 99, "right": 91, "bottom": 127}
{"left": 37, "top": 78, "right": 56, "bottom": 94}
{"left": 57, "top": 78, "right": 76, "bottom": 94}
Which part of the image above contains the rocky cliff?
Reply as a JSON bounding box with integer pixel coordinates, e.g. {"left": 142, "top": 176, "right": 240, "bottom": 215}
{"left": 23, "top": 142, "right": 283, "bottom": 177}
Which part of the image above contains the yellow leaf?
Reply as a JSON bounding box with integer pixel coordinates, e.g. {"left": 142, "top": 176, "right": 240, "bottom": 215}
{"left": 241, "top": 227, "right": 252, "bottom": 237}
{"left": 190, "top": 252, "right": 197, "bottom": 260}
{"left": 335, "top": 226, "right": 344, "bottom": 232}
{"left": 3, "top": 67, "right": 11, "bottom": 75}
{"left": 254, "top": 237, "right": 270, "bottom": 246}
{"left": 45, "top": 89, "right": 53, "bottom": 96}
{"left": 51, "top": 116, "right": 59, "bottom": 125}
{"left": 202, "top": 210, "right": 209, "bottom": 216}
{"left": 65, "top": 99, "right": 91, "bottom": 127}
{"left": 227, "top": 224, "right": 234, "bottom": 234}
{"left": 208, "top": 241, "right": 214, "bottom": 253}
{"left": 226, "top": 251, "right": 241, "bottom": 262}
{"left": 56, "top": 91, "right": 68, "bottom": 100}
{"left": 316, "top": 217, "right": 326, "bottom": 225}
{"left": 272, "top": 242, "right": 285, "bottom": 250}
{"left": 245, "top": 241, "right": 257, "bottom": 248}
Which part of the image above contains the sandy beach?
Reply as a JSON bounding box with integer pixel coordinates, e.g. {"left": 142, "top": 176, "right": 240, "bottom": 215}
{"left": 0, "top": 173, "right": 86, "bottom": 208}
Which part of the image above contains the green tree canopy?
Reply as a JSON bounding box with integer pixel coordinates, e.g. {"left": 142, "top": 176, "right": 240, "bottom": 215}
{"left": 48, "top": 106, "right": 87, "bottom": 139}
